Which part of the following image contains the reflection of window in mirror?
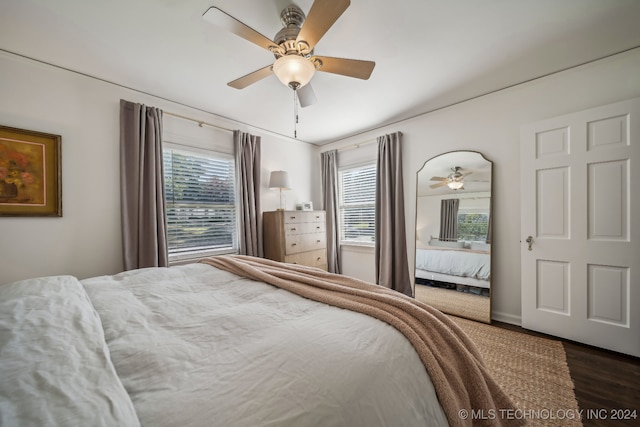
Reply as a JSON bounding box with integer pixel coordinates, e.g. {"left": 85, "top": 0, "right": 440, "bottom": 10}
{"left": 457, "top": 198, "right": 490, "bottom": 242}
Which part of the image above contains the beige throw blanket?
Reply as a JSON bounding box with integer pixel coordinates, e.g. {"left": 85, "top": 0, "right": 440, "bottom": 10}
{"left": 200, "top": 255, "right": 525, "bottom": 427}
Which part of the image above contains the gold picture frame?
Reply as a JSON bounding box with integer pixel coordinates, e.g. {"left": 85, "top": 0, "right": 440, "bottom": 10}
{"left": 0, "top": 125, "right": 61, "bottom": 216}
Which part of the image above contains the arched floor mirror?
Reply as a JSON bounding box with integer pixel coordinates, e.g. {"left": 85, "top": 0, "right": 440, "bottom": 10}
{"left": 414, "top": 151, "right": 492, "bottom": 323}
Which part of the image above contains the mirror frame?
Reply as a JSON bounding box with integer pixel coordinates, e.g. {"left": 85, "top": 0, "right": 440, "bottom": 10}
{"left": 413, "top": 150, "right": 493, "bottom": 323}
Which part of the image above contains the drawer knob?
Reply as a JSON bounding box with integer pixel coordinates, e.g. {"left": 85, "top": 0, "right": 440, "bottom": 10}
{"left": 290, "top": 216, "right": 296, "bottom": 219}
{"left": 291, "top": 243, "right": 297, "bottom": 246}
{"left": 317, "top": 257, "right": 321, "bottom": 261}
{"left": 291, "top": 228, "right": 297, "bottom": 231}
{"left": 317, "top": 240, "right": 321, "bottom": 243}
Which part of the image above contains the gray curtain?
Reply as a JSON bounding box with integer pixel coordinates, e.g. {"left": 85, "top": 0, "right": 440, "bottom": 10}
{"left": 375, "top": 132, "right": 412, "bottom": 296}
{"left": 234, "top": 130, "right": 263, "bottom": 257}
{"left": 119, "top": 99, "right": 168, "bottom": 270}
{"left": 321, "top": 150, "right": 341, "bottom": 274}
{"left": 439, "top": 199, "right": 459, "bottom": 241}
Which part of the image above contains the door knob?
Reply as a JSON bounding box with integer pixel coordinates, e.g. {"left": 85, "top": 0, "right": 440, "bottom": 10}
{"left": 525, "top": 236, "right": 533, "bottom": 251}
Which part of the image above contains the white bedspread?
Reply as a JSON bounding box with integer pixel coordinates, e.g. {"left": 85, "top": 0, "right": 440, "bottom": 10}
{"left": 416, "top": 248, "right": 490, "bottom": 281}
{"left": 81, "top": 263, "right": 448, "bottom": 427}
{"left": 0, "top": 276, "right": 140, "bottom": 427}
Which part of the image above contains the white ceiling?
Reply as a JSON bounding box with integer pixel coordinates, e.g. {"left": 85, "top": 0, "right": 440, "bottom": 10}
{"left": 2, "top": 0, "right": 640, "bottom": 145}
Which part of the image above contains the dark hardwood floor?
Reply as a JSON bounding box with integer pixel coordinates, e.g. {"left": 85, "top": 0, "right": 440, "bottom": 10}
{"left": 494, "top": 321, "right": 640, "bottom": 427}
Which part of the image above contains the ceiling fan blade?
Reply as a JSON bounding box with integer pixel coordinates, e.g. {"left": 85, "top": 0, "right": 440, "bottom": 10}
{"left": 297, "top": 84, "right": 317, "bottom": 108}
{"left": 203, "top": 7, "right": 278, "bottom": 53}
{"left": 429, "top": 176, "right": 448, "bottom": 181}
{"left": 312, "top": 56, "right": 375, "bottom": 80}
{"left": 429, "top": 181, "right": 449, "bottom": 189}
{"left": 227, "top": 65, "right": 273, "bottom": 89}
{"left": 296, "top": 0, "right": 350, "bottom": 50}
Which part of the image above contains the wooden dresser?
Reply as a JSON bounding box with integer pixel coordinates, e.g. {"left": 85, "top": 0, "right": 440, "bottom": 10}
{"left": 263, "top": 210, "right": 327, "bottom": 270}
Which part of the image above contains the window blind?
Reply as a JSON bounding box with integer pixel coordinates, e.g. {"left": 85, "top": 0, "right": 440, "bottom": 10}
{"left": 163, "top": 148, "right": 237, "bottom": 257}
{"left": 339, "top": 164, "right": 376, "bottom": 243}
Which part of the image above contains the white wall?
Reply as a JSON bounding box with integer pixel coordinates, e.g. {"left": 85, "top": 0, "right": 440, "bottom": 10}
{"left": 320, "top": 48, "right": 640, "bottom": 324}
{"left": 0, "top": 52, "right": 318, "bottom": 284}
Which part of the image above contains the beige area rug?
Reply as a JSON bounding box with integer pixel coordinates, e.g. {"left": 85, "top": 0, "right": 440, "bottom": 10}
{"left": 450, "top": 316, "right": 582, "bottom": 427}
{"left": 415, "top": 284, "right": 491, "bottom": 323}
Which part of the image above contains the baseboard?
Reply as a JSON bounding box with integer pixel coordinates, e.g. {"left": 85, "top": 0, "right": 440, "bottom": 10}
{"left": 491, "top": 311, "right": 522, "bottom": 326}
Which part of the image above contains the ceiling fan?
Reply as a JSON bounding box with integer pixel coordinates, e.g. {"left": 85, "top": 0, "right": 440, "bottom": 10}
{"left": 202, "top": 0, "right": 375, "bottom": 108}
{"left": 429, "top": 167, "right": 473, "bottom": 190}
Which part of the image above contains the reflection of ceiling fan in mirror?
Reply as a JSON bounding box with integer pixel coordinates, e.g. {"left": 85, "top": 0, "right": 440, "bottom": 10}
{"left": 202, "top": 0, "right": 375, "bottom": 108}
{"left": 429, "top": 166, "right": 472, "bottom": 190}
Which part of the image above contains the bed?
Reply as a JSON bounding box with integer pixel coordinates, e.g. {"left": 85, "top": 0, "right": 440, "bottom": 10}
{"left": 0, "top": 255, "right": 519, "bottom": 427}
{"left": 415, "top": 244, "right": 491, "bottom": 289}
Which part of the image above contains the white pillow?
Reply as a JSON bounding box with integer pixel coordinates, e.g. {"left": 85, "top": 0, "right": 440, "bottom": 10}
{"left": 0, "top": 276, "right": 141, "bottom": 427}
{"left": 470, "top": 242, "right": 491, "bottom": 251}
{"left": 429, "top": 239, "right": 465, "bottom": 249}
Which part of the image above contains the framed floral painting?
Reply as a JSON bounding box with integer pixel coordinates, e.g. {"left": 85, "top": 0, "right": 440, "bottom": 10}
{"left": 0, "top": 125, "right": 61, "bottom": 216}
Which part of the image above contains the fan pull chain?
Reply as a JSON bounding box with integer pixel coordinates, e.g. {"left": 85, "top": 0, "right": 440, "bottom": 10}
{"left": 293, "top": 89, "right": 299, "bottom": 139}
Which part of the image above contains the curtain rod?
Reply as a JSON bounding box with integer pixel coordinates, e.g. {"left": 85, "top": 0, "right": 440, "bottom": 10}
{"left": 337, "top": 139, "right": 376, "bottom": 152}
{"left": 336, "top": 131, "right": 403, "bottom": 152}
{"left": 422, "top": 195, "right": 491, "bottom": 200}
{"left": 164, "top": 111, "right": 234, "bottom": 133}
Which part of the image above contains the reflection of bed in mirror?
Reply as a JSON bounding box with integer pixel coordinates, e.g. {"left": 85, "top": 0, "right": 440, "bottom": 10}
{"left": 415, "top": 240, "right": 490, "bottom": 290}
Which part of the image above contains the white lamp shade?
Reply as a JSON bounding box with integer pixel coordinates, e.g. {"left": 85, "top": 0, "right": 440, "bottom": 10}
{"left": 269, "top": 170, "right": 291, "bottom": 189}
{"left": 272, "top": 55, "right": 316, "bottom": 88}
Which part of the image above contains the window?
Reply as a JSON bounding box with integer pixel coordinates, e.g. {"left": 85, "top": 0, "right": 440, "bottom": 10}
{"left": 163, "top": 146, "right": 237, "bottom": 260}
{"left": 457, "top": 211, "right": 490, "bottom": 241}
{"left": 338, "top": 164, "right": 376, "bottom": 244}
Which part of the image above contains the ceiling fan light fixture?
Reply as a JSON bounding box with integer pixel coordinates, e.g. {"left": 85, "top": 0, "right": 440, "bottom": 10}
{"left": 447, "top": 181, "right": 464, "bottom": 190}
{"left": 272, "top": 55, "right": 316, "bottom": 88}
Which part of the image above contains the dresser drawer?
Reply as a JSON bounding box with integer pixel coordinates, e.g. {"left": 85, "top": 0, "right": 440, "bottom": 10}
{"left": 285, "top": 249, "right": 327, "bottom": 270}
{"left": 283, "top": 211, "right": 325, "bottom": 224}
{"left": 284, "top": 221, "right": 325, "bottom": 236}
{"left": 284, "top": 232, "right": 326, "bottom": 255}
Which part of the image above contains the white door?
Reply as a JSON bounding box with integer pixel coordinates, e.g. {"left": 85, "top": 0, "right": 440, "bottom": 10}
{"left": 521, "top": 97, "right": 640, "bottom": 357}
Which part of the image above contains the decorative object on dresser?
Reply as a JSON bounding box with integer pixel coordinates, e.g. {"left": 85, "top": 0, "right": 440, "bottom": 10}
{"left": 295, "top": 201, "right": 313, "bottom": 211}
{"left": 268, "top": 170, "right": 291, "bottom": 210}
{"left": 263, "top": 210, "right": 327, "bottom": 270}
